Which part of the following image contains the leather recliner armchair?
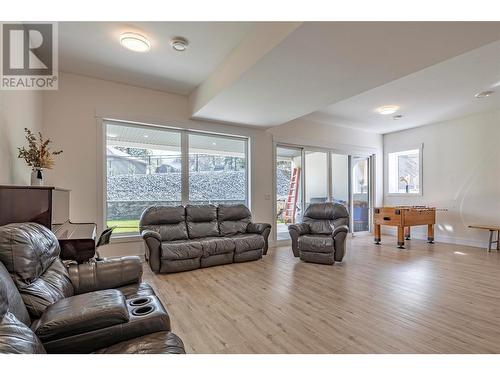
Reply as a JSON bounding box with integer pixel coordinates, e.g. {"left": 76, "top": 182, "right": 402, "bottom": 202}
{"left": 0, "top": 222, "right": 185, "bottom": 354}
{"left": 288, "top": 203, "right": 349, "bottom": 265}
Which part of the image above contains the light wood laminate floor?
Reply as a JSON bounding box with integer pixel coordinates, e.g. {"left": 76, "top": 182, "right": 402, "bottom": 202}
{"left": 143, "top": 234, "right": 500, "bottom": 353}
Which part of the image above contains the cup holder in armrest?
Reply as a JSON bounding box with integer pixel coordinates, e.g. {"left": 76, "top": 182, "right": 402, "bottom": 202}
{"left": 131, "top": 305, "right": 155, "bottom": 317}
{"left": 129, "top": 297, "right": 152, "bottom": 307}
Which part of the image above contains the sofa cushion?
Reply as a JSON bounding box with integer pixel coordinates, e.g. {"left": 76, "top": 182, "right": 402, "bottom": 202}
{"left": 199, "top": 237, "right": 235, "bottom": 257}
{"left": 0, "top": 312, "right": 46, "bottom": 354}
{"left": 140, "top": 206, "right": 188, "bottom": 241}
{"left": 94, "top": 331, "right": 185, "bottom": 354}
{"left": 186, "top": 205, "right": 219, "bottom": 239}
{"left": 218, "top": 204, "right": 251, "bottom": 236}
{"left": 18, "top": 259, "right": 75, "bottom": 319}
{"left": 231, "top": 233, "right": 265, "bottom": 253}
{"left": 161, "top": 240, "right": 203, "bottom": 260}
{"left": 32, "top": 289, "right": 129, "bottom": 342}
{"left": 298, "top": 234, "right": 334, "bottom": 253}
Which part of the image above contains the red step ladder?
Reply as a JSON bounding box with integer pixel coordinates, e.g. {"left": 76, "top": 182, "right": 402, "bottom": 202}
{"left": 284, "top": 167, "right": 300, "bottom": 224}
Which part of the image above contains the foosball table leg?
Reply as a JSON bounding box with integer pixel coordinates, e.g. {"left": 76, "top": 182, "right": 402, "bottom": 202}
{"left": 427, "top": 224, "right": 434, "bottom": 243}
{"left": 374, "top": 224, "right": 381, "bottom": 244}
{"left": 404, "top": 226, "right": 411, "bottom": 240}
{"left": 397, "top": 226, "right": 405, "bottom": 248}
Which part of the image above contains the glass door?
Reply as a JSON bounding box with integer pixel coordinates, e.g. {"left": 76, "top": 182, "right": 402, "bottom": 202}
{"left": 350, "top": 156, "right": 370, "bottom": 232}
{"left": 276, "top": 146, "right": 303, "bottom": 240}
{"left": 304, "top": 150, "right": 328, "bottom": 209}
{"left": 330, "top": 153, "right": 349, "bottom": 210}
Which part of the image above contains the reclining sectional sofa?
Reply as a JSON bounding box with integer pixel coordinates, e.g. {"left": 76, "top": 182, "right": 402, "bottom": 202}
{"left": 140, "top": 204, "right": 271, "bottom": 274}
{"left": 0, "top": 222, "right": 185, "bottom": 354}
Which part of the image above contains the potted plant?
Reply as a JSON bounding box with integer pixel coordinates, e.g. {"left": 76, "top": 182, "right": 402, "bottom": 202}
{"left": 18, "top": 128, "right": 63, "bottom": 186}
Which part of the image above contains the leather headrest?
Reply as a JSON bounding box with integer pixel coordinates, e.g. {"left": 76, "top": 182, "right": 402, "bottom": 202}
{"left": 0, "top": 223, "right": 60, "bottom": 283}
{"left": 304, "top": 203, "right": 349, "bottom": 220}
{"left": 218, "top": 204, "right": 251, "bottom": 221}
{"left": 139, "top": 206, "right": 186, "bottom": 226}
{"left": 186, "top": 205, "right": 217, "bottom": 222}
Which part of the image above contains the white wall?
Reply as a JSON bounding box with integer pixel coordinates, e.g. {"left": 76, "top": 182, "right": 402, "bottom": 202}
{"left": 0, "top": 91, "right": 43, "bottom": 185}
{"left": 268, "top": 117, "right": 384, "bottom": 208}
{"left": 42, "top": 72, "right": 274, "bottom": 257}
{"left": 383, "top": 110, "right": 500, "bottom": 248}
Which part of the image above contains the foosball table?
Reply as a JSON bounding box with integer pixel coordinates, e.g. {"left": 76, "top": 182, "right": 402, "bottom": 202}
{"left": 374, "top": 206, "right": 436, "bottom": 248}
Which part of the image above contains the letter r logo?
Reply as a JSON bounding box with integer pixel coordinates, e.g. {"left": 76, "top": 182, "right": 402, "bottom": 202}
{"left": 2, "top": 23, "right": 53, "bottom": 75}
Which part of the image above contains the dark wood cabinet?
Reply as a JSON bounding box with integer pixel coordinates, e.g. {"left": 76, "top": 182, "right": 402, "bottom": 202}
{"left": 0, "top": 185, "right": 96, "bottom": 263}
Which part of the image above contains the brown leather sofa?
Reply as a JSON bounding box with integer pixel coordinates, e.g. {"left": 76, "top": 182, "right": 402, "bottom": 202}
{"left": 140, "top": 204, "right": 271, "bottom": 274}
{"left": 0, "top": 222, "right": 185, "bottom": 354}
{"left": 288, "top": 203, "right": 349, "bottom": 265}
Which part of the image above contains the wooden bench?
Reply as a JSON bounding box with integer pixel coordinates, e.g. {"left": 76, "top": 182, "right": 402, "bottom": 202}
{"left": 468, "top": 224, "right": 500, "bottom": 252}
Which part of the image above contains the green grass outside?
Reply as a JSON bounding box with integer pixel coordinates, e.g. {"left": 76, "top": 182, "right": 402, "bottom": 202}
{"left": 107, "top": 219, "right": 140, "bottom": 234}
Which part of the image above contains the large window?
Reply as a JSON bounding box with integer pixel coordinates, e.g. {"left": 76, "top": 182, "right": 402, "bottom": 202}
{"left": 105, "top": 121, "right": 248, "bottom": 235}
{"left": 188, "top": 133, "right": 247, "bottom": 205}
{"left": 387, "top": 148, "right": 421, "bottom": 194}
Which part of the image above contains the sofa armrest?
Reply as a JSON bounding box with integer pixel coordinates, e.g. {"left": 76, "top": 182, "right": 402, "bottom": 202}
{"left": 288, "top": 223, "right": 310, "bottom": 235}
{"left": 32, "top": 289, "right": 129, "bottom": 343}
{"left": 141, "top": 230, "right": 162, "bottom": 273}
{"left": 332, "top": 224, "right": 349, "bottom": 238}
{"left": 141, "top": 229, "right": 161, "bottom": 241}
{"left": 288, "top": 223, "right": 310, "bottom": 257}
{"left": 332, "top": 225, "right": 349, "bottom": 262}
{"left": 247, "top": 222, "right": 272, "bottom": 255}
{"left": 247, "top": 222, "right": 271, "bottom": 234}
{"left": 68, "top": 256, "right": 142, "bottom": 294}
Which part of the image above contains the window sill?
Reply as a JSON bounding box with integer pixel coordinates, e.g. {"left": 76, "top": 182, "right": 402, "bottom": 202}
{"left": 110, "top": 234, "right": 142, "bottom": 244}
{"left": 386, "top": 192, "right": 422, "bottom": 197}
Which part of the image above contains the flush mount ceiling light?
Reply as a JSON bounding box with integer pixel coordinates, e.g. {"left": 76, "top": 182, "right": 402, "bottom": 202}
{"left": 393, "top": 114, "right": 403, "bottom": 120}
{"left": 475, "top": 90, "right": 494, "bottom": 98}
{"left": 375, "top": 105, "right": 400, "bottom": 115}
{"left": 170, "top": 37, "right": 189, "bottom": 52}
{"left": 120, "top": 32, "right": 151, "bottom": 52}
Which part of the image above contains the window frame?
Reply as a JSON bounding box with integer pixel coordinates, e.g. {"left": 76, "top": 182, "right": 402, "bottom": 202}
{"left": 102, "top": 119, "right": 249, "bottom": 238}
{"left": 385, "top": 143, "right": 423, "bottom": 197}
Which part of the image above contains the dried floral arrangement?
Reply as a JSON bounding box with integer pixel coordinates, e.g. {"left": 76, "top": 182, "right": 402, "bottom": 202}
{"left": 18, "top": 128, "right": 63, "bottom": 169}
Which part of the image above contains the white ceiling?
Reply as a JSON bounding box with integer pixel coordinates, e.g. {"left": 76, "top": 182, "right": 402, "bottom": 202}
{"left": 306, "top": 40, "right": 500, "bottom": 134}
{"left": 58, "top": 22, "right": 500, "bottom": 134}
{"left": 191, "top": 22, "right": 500, "bottom": 127}
{"left": 59, "top": 22, "right": 253, "bottom": 95}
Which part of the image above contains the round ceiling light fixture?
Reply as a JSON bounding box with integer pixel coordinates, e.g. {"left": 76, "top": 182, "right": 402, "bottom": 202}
{"left": 475, "top": 90, "right": 494, "bottom": 98}
{"left": 170, "top": 37, "right": 189, "bottom": 52}
{"left": 120, "top": 32, "right": 151, "bottom": 52}
{"left": 375, "top": 105, "right": 400, "bottom": 115}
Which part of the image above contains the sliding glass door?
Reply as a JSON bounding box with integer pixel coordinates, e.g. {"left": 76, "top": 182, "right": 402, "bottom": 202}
{"left": 276, "top": 146, "right": 303, "bottom": 240}
{"left": 330, "top": 153, "right": 349, "bottom": 209}
{"left": 350, "top": 156, "right": 370, "bottom": 233}
{"left": 275, "top": 144, "right": 373, "bottom": 241}
{"left": 304, "top": 151, "right": 329, "bottom": 208}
